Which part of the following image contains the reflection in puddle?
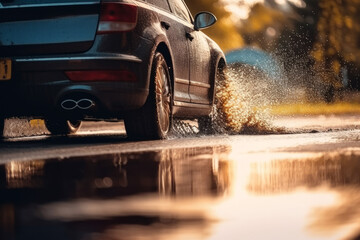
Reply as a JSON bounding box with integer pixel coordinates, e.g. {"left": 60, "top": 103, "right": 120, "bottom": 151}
{"left": 248, "top": 153, "right": 360, "bottom": 194}
{"left": 5, "top": 161, "right": 45, "bottom": 189}
{"left": 309, "top": 188, "right": 360, "bottom": 240}
{"left": 0, "top": 146, "right": 233, "bottom": 240}
{"left": 245, "top": 153, "right": 360, "bottom": 240}
{"left": 1, "top": 148, "right": 360, "bottom": 239}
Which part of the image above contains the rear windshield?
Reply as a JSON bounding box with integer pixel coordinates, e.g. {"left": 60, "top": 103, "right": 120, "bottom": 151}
{"left": 1, "top": 0, "right": 95, "bottom": 6}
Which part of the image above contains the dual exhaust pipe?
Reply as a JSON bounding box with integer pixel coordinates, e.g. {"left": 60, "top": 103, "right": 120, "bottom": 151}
{"left": 61, "top": 98, "right": 95, "bottom": 110}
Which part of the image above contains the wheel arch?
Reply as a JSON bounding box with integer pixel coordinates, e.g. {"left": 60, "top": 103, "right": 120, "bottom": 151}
{"left": 210, "top": 54, "right": 227, "bottom": 104}
{"left": 155, "top": 42, "right": 175, "bottom": 96}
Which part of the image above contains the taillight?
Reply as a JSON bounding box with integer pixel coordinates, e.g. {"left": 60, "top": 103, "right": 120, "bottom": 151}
{"left": 97, "top": 3, "right": 138, "bottom": 34}
{"left": 66, "top": 70, "right": 137, "bottom": 82}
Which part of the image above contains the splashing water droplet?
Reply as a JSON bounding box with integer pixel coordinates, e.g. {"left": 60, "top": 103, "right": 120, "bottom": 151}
{"left": 209, "top": 66, "right": 286, "bottom": 135}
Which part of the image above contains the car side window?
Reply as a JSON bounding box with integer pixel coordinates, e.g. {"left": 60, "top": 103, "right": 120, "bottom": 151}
{"left": 147, "top": 0, "right": 170, "bottom": 11}
{"left": 168, "top": 0, "right": 192, "bottom": 23}
{"left": 146, "top": 0, "right": 170, "bottom": 11}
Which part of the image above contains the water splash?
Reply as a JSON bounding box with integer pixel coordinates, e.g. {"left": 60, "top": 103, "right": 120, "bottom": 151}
{"left": 210, "top": 66, "right": 286, "bottom": 135}
{"left": 171, "top": 119, "right": 198, "bottom": 138}
{"left": 172, "top": 65, "right": 287, "bottom": 137}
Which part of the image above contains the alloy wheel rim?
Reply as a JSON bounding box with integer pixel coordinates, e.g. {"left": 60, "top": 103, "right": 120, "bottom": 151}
{"left": 155, "top": 62, "right": 171, "bottom": 134}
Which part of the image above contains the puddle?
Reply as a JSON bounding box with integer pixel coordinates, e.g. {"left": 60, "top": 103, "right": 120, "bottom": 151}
{"left": 1, "top": 147, "right": 360, "bottom": 239}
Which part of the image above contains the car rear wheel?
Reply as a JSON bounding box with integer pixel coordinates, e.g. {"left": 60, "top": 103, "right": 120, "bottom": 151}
{"left": 124, "top": 52, "right": 172, "bottom": 140}
{"left": 45, "top": 118, "right": 82, "bottom": 135}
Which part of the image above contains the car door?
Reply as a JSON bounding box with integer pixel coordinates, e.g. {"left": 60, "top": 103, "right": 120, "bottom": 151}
{"left": 147, "top": 0, "right": 191, "bottom": 103}
{"left": 167, "top": 0, "right": 212, "bottom": 105}
{"left": 188, "top": 29, "right": 212, "bottom": 105}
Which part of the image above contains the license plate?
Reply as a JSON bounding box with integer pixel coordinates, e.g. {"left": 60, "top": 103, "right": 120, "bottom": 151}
{"left": 0, "top": 59, "right": 11, "bottom": 81}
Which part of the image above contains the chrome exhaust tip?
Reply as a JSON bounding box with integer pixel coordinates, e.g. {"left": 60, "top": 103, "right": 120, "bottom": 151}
{"left": 61, "top": 99, "right": 77, "bottom": 110}
{"left": 61, "top": 98, "right": 95, "bottom": 110}
{"left": 77, "top": 98, "right": 95, "bottom": 110}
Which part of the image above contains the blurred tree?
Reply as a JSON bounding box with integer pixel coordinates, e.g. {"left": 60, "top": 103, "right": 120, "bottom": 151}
{"left": 311, "top": 0, "right": 346, "bottom": 98}
{"left": 278, "top": 0, "right": 322, "bottom": 100}
{"left": 280, "top": 0, "right": 319, "bottom": 63}
{"left": 236, "top": 1, "right": 320, "bottom": 64}
{"left": 236, "top": 0, "right": 360, "bottom": 100}
{"left": 184, "top": 0, "right": 244, "bottom": 51}
{"left": 311, "top": 0, "right": 360, "bottom": 92}
{"left": 190, "top": 0, "right": 360, "bottom": 95}
{"left": 238, "top": 3, "right": 291, "bottom": 51}
{"left": 344, "top": 0, "right": 360, "bottom": 90}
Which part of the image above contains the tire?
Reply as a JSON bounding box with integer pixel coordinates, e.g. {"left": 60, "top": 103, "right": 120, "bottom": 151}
{"left": 198, "top": 115, "right": 214, "bottom": 135}
{"left": 124, "top": 52, "right": 172, "bottom": 140}
{"left": 0, "top": 118, "right": 4, "bottom": 138}
{"left": 198, "top": 64, "right": 226, "bottom": 135}
{"left": 45, "top": 118, "right": 82, "bottom": 135}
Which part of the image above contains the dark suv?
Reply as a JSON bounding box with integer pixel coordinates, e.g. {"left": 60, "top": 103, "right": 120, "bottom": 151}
{"left": 0, "top": 0, "right": 226, "bottom": 140}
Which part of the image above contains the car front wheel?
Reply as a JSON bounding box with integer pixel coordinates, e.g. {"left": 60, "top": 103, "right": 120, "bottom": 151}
{"left": 124, "top": 52, "right": 172, "bottom": 140}
{"left": 45, "top": 118, "right": 82, "bottom": 135}
{"left": 198, "top": 64, "right": 226, "bottom": 135}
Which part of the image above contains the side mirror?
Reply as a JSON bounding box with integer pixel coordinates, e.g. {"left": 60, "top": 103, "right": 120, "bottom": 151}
{"left": 194, "top": 12, "right": 217, "bottom": 31}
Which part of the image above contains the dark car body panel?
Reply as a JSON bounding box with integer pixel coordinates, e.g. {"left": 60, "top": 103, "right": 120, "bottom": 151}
{"left": 0, "top": 0, "right": 225, "bottom": 121}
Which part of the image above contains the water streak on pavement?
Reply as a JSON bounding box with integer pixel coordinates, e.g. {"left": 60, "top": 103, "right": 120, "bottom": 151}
{"left": 1, "top": 142, "right": 360, "bottom": 240}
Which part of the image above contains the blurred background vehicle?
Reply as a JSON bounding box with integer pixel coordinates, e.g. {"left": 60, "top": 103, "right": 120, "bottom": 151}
{"left": 226, "top": 47, "right": 286, "bottom": 83}
{"left": 225, "top": 47, "right": 288, "bottom": 101}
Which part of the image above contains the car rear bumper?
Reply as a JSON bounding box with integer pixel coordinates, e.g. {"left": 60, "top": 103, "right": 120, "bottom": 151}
{"left": 0, "top": 54, "right": 150, "bottom": 119}
{"left": 14, "top": 54, "right": 143, "bottom": 71}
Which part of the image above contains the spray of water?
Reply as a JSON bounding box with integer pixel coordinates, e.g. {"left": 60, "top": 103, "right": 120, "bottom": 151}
{"left": 172, "top": 64, "right": 289, "bottom": 137}
{"left": 210, "top": 66, "right": 286, "bottom": 135}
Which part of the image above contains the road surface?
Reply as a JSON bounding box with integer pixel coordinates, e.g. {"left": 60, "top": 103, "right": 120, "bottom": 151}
{"left": 0, "top": 114, "right": 359, "bottom": 240}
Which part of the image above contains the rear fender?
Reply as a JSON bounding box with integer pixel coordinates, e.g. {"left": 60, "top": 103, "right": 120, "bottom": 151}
{"left": 145, "top": 35, "right": 174, "bottom": 97}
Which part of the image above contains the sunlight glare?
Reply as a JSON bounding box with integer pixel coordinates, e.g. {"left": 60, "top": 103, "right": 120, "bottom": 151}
{"left": 222, "top": 0, "right": 306, "bottom": 20}
{"left": 288, "top": 0, "right": 306, "bottom": 8}
{"left": 222, "top": 0, "right": 265, "bottom": 19}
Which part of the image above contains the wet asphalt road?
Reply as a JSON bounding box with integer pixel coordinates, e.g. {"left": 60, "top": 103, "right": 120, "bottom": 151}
{"left": 0, "top": 115, "right": 360, "bottom": 240}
